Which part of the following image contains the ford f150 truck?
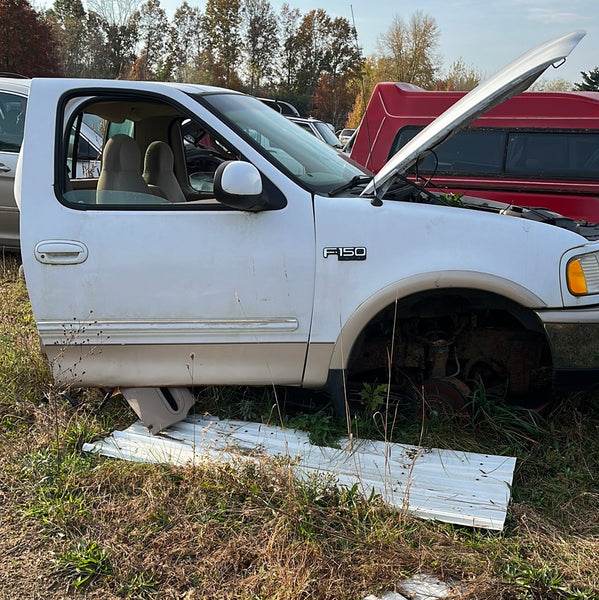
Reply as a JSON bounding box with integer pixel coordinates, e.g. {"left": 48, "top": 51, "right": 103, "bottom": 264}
{"left": 16, "top": 31, "right": 599, "bottom": 432}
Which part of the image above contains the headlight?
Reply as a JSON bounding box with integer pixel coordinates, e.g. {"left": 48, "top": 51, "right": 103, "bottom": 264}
{"left": 567, "top": 252, "right": 599, "bottom": 295}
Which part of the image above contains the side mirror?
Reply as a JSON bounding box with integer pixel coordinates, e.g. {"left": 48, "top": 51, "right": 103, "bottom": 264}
{"left": 214, "top": 161, "right": 268, "bottom": 211}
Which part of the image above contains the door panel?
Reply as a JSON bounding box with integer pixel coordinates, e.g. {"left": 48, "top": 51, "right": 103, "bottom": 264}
{"left": 20, "top": 83, "right": 316, "bottom": 387}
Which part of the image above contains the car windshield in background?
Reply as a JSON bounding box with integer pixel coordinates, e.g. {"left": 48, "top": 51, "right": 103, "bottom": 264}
{"left": 198, "top": 92, "right": 369, "bottom": 194}
{"left": 313, "top": 120, "right": 343, "bottom": 148}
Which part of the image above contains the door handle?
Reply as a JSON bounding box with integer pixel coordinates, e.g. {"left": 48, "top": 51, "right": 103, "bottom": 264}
{"left": 0, "top": 163, "right": 10, "bottom": 173}
{"left": 34, "top": 240, "right": 89, "bottom": 264}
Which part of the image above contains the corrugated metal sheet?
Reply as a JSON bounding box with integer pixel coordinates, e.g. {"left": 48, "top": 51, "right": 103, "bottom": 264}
{"left": 83, "top": 415, "right": 515, "bottom": 530}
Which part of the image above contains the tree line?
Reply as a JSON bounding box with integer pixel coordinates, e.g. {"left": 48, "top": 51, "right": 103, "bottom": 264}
{"left": 1, "top": 0, "right": 597, "bottom": 129}
{"left": 2, "top": 0, "right": 367, "bottom": 126}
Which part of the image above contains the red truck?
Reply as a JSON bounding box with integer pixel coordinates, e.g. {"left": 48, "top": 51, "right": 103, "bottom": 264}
{"left": 350, "top": 82, "right": 599, "bottom": 222}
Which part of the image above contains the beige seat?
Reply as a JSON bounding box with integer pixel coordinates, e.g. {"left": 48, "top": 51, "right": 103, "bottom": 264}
{"left": 96, "top": 134, "right": 155, "bottom": 204}
{"left": 143, "top": 141, "right": 186, "bottom": 203}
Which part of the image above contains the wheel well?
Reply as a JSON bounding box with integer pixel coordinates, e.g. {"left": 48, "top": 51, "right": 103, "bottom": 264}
{"left": 376, "top": 288, "right": 544, "bottom": 332}
{"left": 346, "top": 288, "right": 552, "bottom": 399}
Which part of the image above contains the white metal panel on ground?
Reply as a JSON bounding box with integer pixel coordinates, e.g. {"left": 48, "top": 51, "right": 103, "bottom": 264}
{"left": 83, "top": 415, "right": 516, "bottom": 530}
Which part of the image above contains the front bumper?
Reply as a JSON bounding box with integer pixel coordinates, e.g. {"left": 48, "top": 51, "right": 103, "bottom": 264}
{"left": 537, "top": 307, "right": 599, "bottom": 390}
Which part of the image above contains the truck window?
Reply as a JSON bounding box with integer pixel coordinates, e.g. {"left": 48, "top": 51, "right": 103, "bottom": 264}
{"left": 58, "top": 94, "right": 239, "bottom": 208}
{"left": 107, "top": 119, "right": 134, "bottom": 139}
{"left": 392, "top": 127, "right": 505, "bottom": 175}
{"left": 392, "top": 126, "right": 599, "bottom": 181}
{"left": 505, "top": 131, "right": 599, "bottom": 179}
{"left": 0, "top": 92, "right": 26, "bottom": 152}
{"left": 66, "top": 112, "right": 104, "bottom": 179}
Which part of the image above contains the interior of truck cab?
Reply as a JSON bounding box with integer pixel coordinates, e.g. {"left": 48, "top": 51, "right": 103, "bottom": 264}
{"left": 61, "top": 95, "right": 235, "bottom": 209}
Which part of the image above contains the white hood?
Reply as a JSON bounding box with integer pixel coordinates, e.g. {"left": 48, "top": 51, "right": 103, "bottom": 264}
{"left": 362, "top": 30, "right": 586, "bottom": 197}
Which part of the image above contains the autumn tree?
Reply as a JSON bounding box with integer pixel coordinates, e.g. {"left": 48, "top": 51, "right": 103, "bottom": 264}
{"left": 130, "top": 0, "right": 169, "bottom": 80}
{"left": 0, "top": 0, "right": 62, "bottom": 76}
{"left": 47, "top": 0, "right": 137, "bottom": 78}
{"left": 376, "top": 11, "right": 440, "bottom": 88}
{"left": 531, "top": 78, "right": 572, "bottom": 91}
{"left": 167, "top": 2, "right": 203, "bottom": 82}
{"left": 574, "top": 67, "right": 599, "bottom": 91}
{"left": 345, "top": 11, "right": 440, "bottom": 127}
{"left": 242, "top": 0, "right": 278, "bottom": 94}
{"left": 439, "top": 58, "right": 481, "bottom": 91}
{"left": 322, "top": 17, "right": 361, "bottom": 79}
{"left": 103, "top": 19, "right": 138, "bottom": 78}
{"left": 82, "top": 0, "right": 138, "bottom": 78}
{"left": 277, "top": 3, "right": 300, "bottom": 88}
{"left": 87, "top": 0, "right": 139, "bottom": 27}
{"left": 291, "top": 9, "right": 330, "bottom": 104}
{"left": 46, "top": 0, "right": 88, "bottom": 77}
{"left": 276, "top": 8, "right": 362, "bottom": 116}
{"left": 313, "top": 16, "right": 363, "bottom": 127}
{"left": 74, "top": 12, "right": 137, "bottom": 78}
{"left": 344, "top": 56, "right": 377, "bottom": 128}
{"left": 312, "top": 73, "right": 357, "bottom": 129}
{"left": 201, "top": 0, "right": 242, "bottom": 88}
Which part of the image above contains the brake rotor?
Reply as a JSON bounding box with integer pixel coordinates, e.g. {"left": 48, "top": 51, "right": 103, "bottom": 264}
{"left": 421, "top": 376, "right": 470, "bottom": 419}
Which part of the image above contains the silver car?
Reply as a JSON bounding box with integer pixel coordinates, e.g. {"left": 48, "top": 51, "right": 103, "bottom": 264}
{"left": 0, "top": 76, "right": 28, "bottom": 249}
{"left": 337, "top": 128, "right": 355, "bottom": 145}
{"left": 287, "top": 116, "right": 343, "bottom": 150}
{"left": 0, "top": 76, "right": 102, "bottom": 249}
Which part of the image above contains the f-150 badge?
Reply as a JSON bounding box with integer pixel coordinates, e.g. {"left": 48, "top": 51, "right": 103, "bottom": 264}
{"left": 323, "top": 247, "right": 367, "bottom": 261}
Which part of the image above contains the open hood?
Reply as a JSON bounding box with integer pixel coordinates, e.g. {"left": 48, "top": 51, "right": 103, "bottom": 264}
{"left": 362, "top": 30, "right": 586, "bottom": 197}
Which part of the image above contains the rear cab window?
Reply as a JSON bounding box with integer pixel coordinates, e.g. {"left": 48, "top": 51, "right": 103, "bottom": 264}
{"left": 392, "top": 126, "right": 599, "bottom": 181}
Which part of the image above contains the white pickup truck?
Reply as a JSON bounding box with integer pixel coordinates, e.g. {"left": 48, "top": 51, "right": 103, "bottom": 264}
{"left": 16, "top": 31, "right": 599, "bottom": 432}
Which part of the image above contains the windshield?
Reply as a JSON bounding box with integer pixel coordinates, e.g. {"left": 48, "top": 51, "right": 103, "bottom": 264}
{"left": 198, "top": 92, "right": 370, "bottom": 194}
{"left": 313, "top": 121, "right": 343, "bottom": 148}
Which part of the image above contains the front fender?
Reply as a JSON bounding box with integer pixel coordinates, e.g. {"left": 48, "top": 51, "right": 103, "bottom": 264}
{"left": 325, "top": 270, "right": 546, "bottom": 371}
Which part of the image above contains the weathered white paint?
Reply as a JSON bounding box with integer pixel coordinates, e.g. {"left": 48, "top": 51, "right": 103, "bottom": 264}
{"left": 18, "top": 32, "right": 599, "bottom": 395}
{"left": 83, "top": 415, "right": 516, "bottom": 530}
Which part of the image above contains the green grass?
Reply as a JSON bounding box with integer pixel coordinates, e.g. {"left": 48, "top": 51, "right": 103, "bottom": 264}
{"left": 53, "top": 541, "right": 113, "bottom": 589}
{"left": 1, "top": 255, "right": 598, "bottom": 599}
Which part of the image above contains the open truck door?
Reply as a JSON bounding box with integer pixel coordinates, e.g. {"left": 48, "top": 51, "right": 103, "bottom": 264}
{"left": 18, "top": 80, "right": 316, "bottom": 429}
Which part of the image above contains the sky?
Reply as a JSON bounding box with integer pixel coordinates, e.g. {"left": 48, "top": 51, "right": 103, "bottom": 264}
{"left": 156, "top": 0, "right": 598, "bottom": 86}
